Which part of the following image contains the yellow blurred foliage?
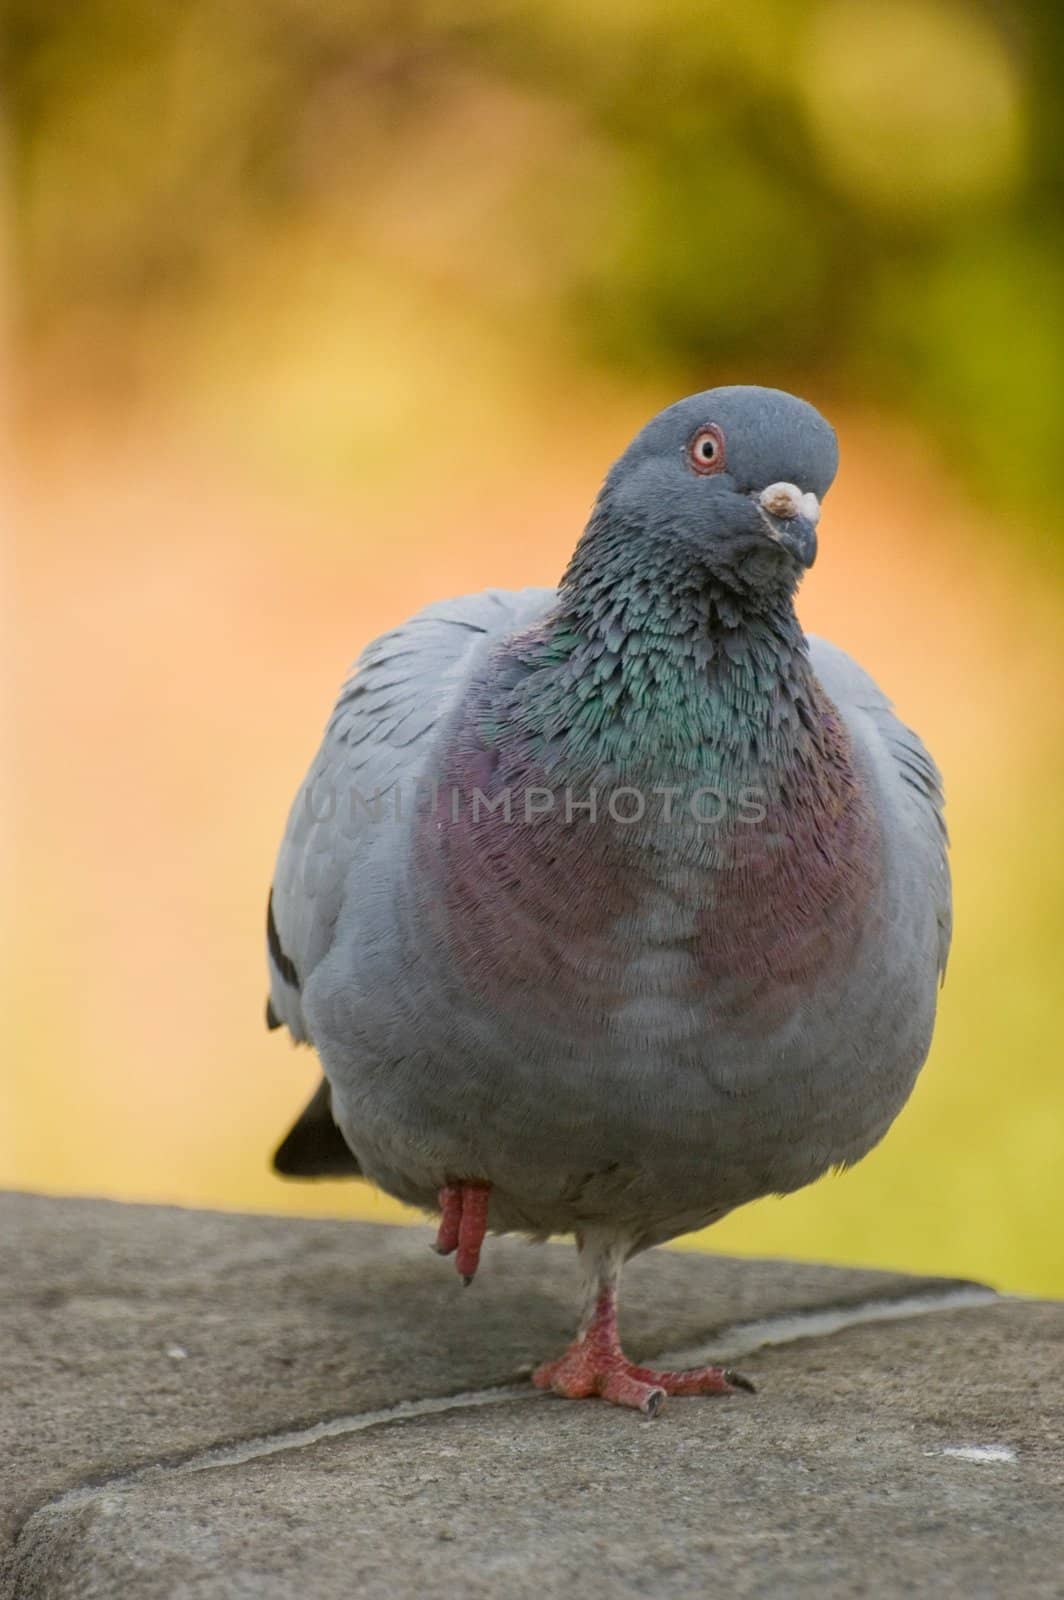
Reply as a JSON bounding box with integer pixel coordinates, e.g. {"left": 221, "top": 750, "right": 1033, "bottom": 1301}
{"left": 801, "top": 0, "right": 1025, "bottom": 215}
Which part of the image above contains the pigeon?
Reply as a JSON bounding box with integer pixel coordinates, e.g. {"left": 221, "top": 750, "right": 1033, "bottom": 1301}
{"left": 266, "top": 385, "right": 951, "bottom": 1415}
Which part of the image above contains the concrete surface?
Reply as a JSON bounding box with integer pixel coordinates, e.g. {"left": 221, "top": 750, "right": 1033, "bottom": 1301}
{"left": 1, "top": 1192, "right": 1061, "bottom": 1598}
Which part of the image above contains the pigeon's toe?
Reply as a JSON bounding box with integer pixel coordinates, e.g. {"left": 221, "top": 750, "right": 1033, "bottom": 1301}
{"left": 625, "top": 1360, "right": 756, "bottom": 1398}
{"left": 600, "top": 1369, "right": 667, "bottom": 1417}
{"left": 432, "top": 1181, "right": 491, "bottom": 1282}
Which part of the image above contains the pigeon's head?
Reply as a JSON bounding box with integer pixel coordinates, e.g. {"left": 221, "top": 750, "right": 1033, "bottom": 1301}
{"left": 594, "top": 386, "right": 838, "bottom": 595}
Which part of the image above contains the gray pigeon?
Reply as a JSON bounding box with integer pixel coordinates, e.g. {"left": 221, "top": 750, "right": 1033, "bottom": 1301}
{"left": 266, "top": 386, "right": 950, "bottom": 1415}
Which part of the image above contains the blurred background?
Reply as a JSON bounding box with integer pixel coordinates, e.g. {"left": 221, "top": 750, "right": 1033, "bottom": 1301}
{"left": 6, "top": 0, "right": 1063, "bottom": 1296}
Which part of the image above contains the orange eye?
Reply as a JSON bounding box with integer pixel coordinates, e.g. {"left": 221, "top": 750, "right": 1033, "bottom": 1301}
{"left": 687, "top": 424, "right": 726, "bottom": 475}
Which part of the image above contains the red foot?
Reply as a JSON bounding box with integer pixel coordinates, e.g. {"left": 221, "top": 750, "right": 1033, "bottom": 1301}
{"left": 532, "top": 1288, "right": 755, "bottom": 1417}
{"left": 432, "top": 1182, "right": 490, "bottom": 1284}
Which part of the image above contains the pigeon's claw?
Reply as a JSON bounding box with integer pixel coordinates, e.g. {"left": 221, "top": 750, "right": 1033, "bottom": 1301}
{"left": 532, "top": 1348, "right": 747, "bottom": 1415}
{"left": 532, "top": 1344, "right": 666, "bottom": 1416}
{"left": 432, "top": 1182, "right": 490, "bottom": 1284}
{"left": 531, "top": 1287, "right": 754, "bottom": 1416}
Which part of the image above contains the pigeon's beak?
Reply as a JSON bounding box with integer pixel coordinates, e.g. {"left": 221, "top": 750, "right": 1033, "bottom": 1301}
{"left": 753, "top": 482, "right": 820, "bottom": 569}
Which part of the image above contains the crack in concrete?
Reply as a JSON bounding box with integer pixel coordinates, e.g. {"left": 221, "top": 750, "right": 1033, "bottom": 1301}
{"left": 655, "top": 1283, "right": 997, "bottom": 1371}
{"left": 11, "top": 1280, "right": 997, "bottom": 1548}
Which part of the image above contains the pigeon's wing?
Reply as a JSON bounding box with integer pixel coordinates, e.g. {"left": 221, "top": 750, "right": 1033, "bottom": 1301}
{"left": 808, "top": 635, "right": 952, "bottom": 980}
{"left": 266, "top": 587, "right": 556, "bottom": 1045}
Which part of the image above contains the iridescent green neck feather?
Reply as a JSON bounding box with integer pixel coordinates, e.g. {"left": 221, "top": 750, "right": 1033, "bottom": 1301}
{"left": 496, "top": 503, "right": 821, "bottom": 793}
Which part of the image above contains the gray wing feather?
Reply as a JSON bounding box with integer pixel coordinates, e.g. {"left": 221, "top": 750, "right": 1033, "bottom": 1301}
{"left": 808, "top": 635, "right": 952, "bottom": 980}
{"left": 266, "top": 586, "right": 555, "bottom": 1042}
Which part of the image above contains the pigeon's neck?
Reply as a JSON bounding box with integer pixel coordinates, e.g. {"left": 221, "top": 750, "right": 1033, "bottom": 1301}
{"left": 510, "top": 546, "right": 819, "bottom": 784}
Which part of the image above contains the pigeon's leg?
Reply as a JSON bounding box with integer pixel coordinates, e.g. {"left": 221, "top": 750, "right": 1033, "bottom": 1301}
{"left": 532, "top": 1231, "right": 754, "bottom": 1417}
{"left": 432, "top": 1182, "right": 490, "bottom": 1285}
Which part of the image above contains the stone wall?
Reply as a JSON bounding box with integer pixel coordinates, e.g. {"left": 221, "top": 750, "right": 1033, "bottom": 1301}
{"left": 2, "top": 1193, "right": 1060, "bottom": 1597}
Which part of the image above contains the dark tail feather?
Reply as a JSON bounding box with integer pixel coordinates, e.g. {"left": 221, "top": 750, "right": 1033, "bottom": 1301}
{"left": 272, "top": 1078, "right": 361, "bottom": 1178}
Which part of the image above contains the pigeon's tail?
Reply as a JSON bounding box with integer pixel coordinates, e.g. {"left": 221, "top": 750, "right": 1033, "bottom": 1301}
{"left": 272, "top": 1078, "right": 362, "bottom": 1178}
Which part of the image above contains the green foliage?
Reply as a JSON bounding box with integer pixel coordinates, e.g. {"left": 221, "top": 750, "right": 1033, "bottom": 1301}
{"left": 7, "top": 0, "right": 1063, "bottom": 539}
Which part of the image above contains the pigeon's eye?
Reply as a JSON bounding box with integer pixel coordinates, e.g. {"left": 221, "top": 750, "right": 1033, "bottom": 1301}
{"left": 687, "top": 424, "right": 727, "bottom": 476}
